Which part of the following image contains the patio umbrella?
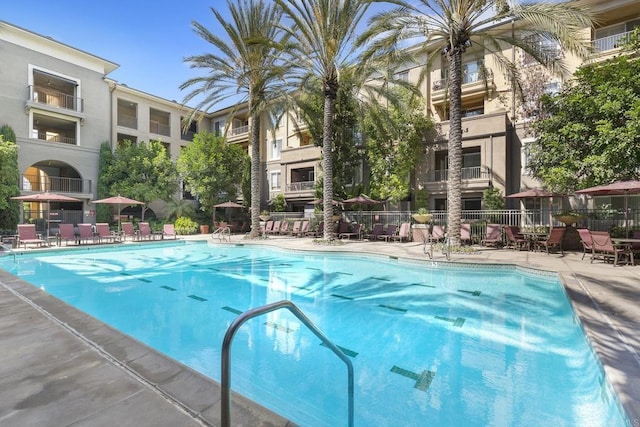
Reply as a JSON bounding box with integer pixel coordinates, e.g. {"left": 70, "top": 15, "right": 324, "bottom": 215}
{"left": 91, "top": 195, "right": 144, "bottom": 233}
{"left": 214, "top": 201, "right": 244, "bottom": 223}
{"left": 342, "top": 194, "right": 382, "bottom": 223}
{"left": 576, "top": 180, "right": 640, "bottom": 237}
{"left": 11, "top": 192, "right": 81, "bottom": 238}
{"left": 506, "top": 188, "right": 557, "bottom": 228}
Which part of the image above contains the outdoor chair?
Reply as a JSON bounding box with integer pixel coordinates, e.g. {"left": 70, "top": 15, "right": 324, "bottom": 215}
{"left": 505, "top": 226, "right": 528, "bottom": 250}
{"left": 337, "top": 222, "right": 350, "bottom": 236}
{"left": 379, "top": 224, "right": 398, "bottom": 242}
{"left": 121, "top": 222, "right": 137, "bottom": 241}
{"left": 431, "top": 225, "right": 446, "bottom": 243}
{"left": 481, "top": 224, "right": 502, "bottom": 247}
{"left": 289, "top": 221, "right": 301, "bottom": 236}
{"left": 307, "top": 221, "right": 323, "bottom": 237}
{"left": 297, "top": 221, "right": 310, "bottom": 237}
{"left": 538, "top": 227, "right": 565, "bottom": 254}
{"left": 267, "top": 220, "right": 281, "bottom": 235}
{"left": 163, "top": 223, "right": 177, "bottom": 239}
{"left": 279, "top": 221, "right": 290, "bottom": 235}
{"left": 392, "top": 222, "right": 411, "bottom": 242}
{"left": 577, "top": 228, "right": 593, "bottom": 260}
{"left": 631, "top": 230, "right": 640, "bottom": 255}
{"left": 57, "top": 223, "right": 77, "bottom": 246}
{"left": 17, "top": 224, "right": 47, "bottom": 249}
{"left": 339, "top": 223, "right": 362, "bottom": 240}
{"left": 365, "top": 223, "right": 384, "bottom": 240}
{"left": 137, "top": 222, "right": 153, "bottom": 240}
{"left": 77, "top": 223, "right": 98, "bottom": 245}
{"left": 262, "top": 220, "right": 274, "bottom": 236}
{"left": 95, "top": 223, "right": 116, "bottom": 243}
{"left": 590, "top": 231, "right": 633, "bottom": 267}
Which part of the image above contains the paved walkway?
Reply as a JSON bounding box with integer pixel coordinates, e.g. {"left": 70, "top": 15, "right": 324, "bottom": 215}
{"left": 1, "top": 235, "right": 639, "bottom": 425}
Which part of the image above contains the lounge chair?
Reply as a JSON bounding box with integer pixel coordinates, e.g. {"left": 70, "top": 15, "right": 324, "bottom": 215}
{"left": 163, "top": 223, "right": 177, "bottom": 239}
{"left": 262, "top": 220, "right": 273, "bottom": 236}
{"left": 392, "top": 222, "right": 411, "bottom": 242}
{"left": 339, "top": 223, "right": 361, "bottom": 240}
{"left": 57, "top": 223, "right": 77, "bottom": 246}
{"left": 379, "top": 224, "right": 398, "bottom": 242}
{"left": 289, "top": 221, "right": 301, "bottom": 236}
{"left": 121, "top": 222, "right": 137, "bottom": 241}
{"left": 267, "top": 220, "right": 281, "bottom": 235}
{"left": 95, "top": 223, "right": 116, "bottom": 243}
{"left": 504, "top": 226, "right": 528, "bottom": 250}
{"left": 538, "top": 227, "right": 565, "bottom": 254}
{"left": 279, "top": 221, "right": 290, "bottom": 235}
{"left": 77, "top": 223, "right": 98, "bottom": 244}
{"left": 460, "top": 224, "right": 472, "bottom": 245}
{"left": 307, "top": 221, "right": 323, "bottom": 237}
{"left": 297, "top": 221, "right": 310, "bottom": 237}
{"left": 137, "top": 222, "right": 153, "bottom": 240}
{"left": 17, "top": 224, "right": 47, "bottom": 249}
{"left": 337, "top": 222, "right": 350, "bottom": 237}
{"left": 431, "top": 225, "right": 446, "bottom": 243}
{"left": 365, "top": 223, "right": 384, "bottom": 240}
{"left": 590, "top": 231, "right": 633, "bottom": 266}
{"left": 481, "top": 224, "right": 502, "bottom": 247}
{"left": 577, "top": 228, "right": 593, "bottom": 260}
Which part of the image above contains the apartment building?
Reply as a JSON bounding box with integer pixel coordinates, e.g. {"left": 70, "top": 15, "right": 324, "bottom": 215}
{"left": 0, "top": 21, "right": 206, "bottom": 224}
{"left": 2, "top": 0, "right": 639, "bottom": 223}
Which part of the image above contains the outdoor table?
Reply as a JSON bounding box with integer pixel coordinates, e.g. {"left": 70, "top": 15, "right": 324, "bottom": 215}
{"left": 520, "top": 232, "right": 548, "bottom": 251}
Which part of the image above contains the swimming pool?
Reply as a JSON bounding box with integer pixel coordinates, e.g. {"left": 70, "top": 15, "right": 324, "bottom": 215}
{"left": 0, "top": 241, "right": 629, "bottom": 426}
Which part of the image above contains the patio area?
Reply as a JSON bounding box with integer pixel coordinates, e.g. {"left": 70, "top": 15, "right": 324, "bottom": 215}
{"left": 0, "top": 235, "right": 638, "bottom": 426}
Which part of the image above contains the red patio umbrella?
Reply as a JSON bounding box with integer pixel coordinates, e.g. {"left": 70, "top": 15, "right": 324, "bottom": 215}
{"left": 576, "top": 180, "right": 640, "bottom": 236}
{"left": 91, "top": 195, "right": 144, "bottom": 233}
{"left": 214, "top": 201, "right": 244, "bottom": 223}
{"left": 506, "top": 188, "right": 558, "bottom": 228}
{"left": 342, "top": 194, "right": 382, "bottom": 223}
{"left": 11, "top": 192, "right": 82, "bottom": 238}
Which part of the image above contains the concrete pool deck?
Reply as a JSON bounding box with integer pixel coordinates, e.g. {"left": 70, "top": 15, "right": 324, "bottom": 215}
{"left": 0, "top": 234, "right": 638, "bottom": 426}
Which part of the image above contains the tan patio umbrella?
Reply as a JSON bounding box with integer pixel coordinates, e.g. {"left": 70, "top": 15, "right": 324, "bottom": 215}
{"left": 11, "top": 192, "right": 82, "bottom": 238}
{"left": 342, "top": 194, "right": 382, "bottom": 224}
{"left": 91, "top": 195, "right": 144, "bottom": 233}
{"left": 214, "top": 201, "right": 244, "bottom": 223}
{"left": 576, "top": 180, "right": 640, "bottom": 237}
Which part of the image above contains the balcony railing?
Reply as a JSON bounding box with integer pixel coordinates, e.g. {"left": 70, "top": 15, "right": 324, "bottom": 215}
{"left": 593, "top": 31, "right": 632, "bottom": 52}
{"left": 429, "top": 166, "right": 489, "bottom": 182}
{"left": 432, "top": 69, "right": 493, "bottom": 91}
{"left": 32, "top": 131, "right": 76, "bottom": 145}
{"left": 20, "top": 174, "right": 92, "bottom": 193}
{"left": 181, "top": 130, "right": 195, "bottom": 141}
{"left": 150, "top": 120, "right": 170, "bottom": 136}
{"left": 231, "top": 125, "right": 249, "bottom": 136}
{"left": 286, "top": 181, "right": 315, "bottom": 192}
{"left": 29, "top": 85, "right": 83, "bottom": 113}
{"left": 118, "top": 113, "right": 138, "bottom": 129}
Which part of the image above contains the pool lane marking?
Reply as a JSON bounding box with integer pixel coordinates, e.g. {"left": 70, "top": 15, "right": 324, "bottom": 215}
{"left": 371, "top": 277, "right": 391, "bottom": 281}
{"left": 265, "top": 321, "right": 294, "bottom": 333}
{"left": 458, "top": 289, "right": 481, "bottom": 296}
{"left": 160, "top": 285, "right": 177, "bottom": 291}
{"left": 222, "top": 306, "right": 242, "bottom": 315}
{"left": 435, "top": 315, "right": 465, "bottom": 327}
{"left": 188, "top": 295, "right": 208, "bottom": 302}
{"left": 320, "top": 343, "right": 358, "bottom": 358}
{"left": 379, "top": 304, "right": 407, "bottom": 313}
{"left": 390, "top": 365, "right": 435, "bottom": 392}
{"left": 410, "top": 283, "right": 436, "bottom": 288}
{"left": 331, "top": 294, "right": 354, "bottom": 300}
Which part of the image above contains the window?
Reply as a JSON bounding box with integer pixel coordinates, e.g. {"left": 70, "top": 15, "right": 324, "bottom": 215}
{"left": 271, "top": 139, "right": 282, "bottom": 160}
{"left": 395, "top": 70, "right": 409, "bottom": 82}
{"left": 521, "top": 138, "right": 536, "bottom": 176}
{"left": 523, "top": 35, "right": 561, "bottom": 64}
{"left": 270, "top": 171, "right": 281, "bottom": 190}
{"left": 462, "top": 198, "right": 482, "bottom": 210}
{"left": 213, "top": 120, "right": 225, "bottom": 137}
{"left": 544, "top": 81, "right": 561, "bottom": 96}
{"left": 463, "top": 60, "right": 482, "bottom": 84}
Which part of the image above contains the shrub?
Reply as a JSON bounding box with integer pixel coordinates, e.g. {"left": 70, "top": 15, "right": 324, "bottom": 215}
{"left": 174, "top": 216, "right": 199, "bottom": 235}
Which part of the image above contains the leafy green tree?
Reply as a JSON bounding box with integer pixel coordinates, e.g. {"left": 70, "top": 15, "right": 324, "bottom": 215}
{"left": 96, "top": 142, "right": 115, "bottom": 223}
{"left": 181, "top": 0, "right": 287, "bottom": 238}
{"left": 275, "top": 0, "right": 372, "bottom": 239}
{"left": 530, "top": 40, "right": 640, "bottom": 191}
{"left": 101, "top": 140, "right": 179, "bottom": 219}
{"left": 363, "top": 87, "right": 433, "bottom": 204}
{"left": 482, "top": 187, "right": 505, "bottom": 210}
{"left": 163, "top": 197, "right": 197, "bottom": 221}
{"left": 177, "top": 131, "right": 248, "bottom": 223}
{"left": 362, "top": 0, "right": 594, "bottom": 244}
{"left": 0, "top": 131, "right": 20, "bottom": 232}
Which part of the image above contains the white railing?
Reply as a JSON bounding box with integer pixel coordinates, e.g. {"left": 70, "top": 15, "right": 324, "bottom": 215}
{"left": 594, "top": 31, "right": 631, "bottom": 52}
{"left": 231, "top": 125, "right": 249, "bottom": 136}
{"left": 30, "top": 85, "right": 83, "bottom": 112}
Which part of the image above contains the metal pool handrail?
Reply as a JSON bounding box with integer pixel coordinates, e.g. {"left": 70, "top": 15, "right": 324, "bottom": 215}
{"left": 0, "top": 243, "right": 16, "bottom": 263}
{"left": 221, "top": 299, "right": 354, "bottom": 427}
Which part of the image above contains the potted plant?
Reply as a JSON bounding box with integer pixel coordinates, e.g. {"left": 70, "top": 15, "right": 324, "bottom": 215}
{"left": 554, "top": 211, "right": 583, "bottom": 226}
{"left": 259, "top": 210, "right": 271, "bottom": 222}
{"left": 412, "top": 208, "right": 432, "bottom": 224}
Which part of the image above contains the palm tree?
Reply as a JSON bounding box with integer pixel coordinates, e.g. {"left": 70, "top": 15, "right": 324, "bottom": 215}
{"left": 275, "top": 0, "right": 372, "bottom": 240}
{"left": 181, "top": 0, "right": 287, "bottom": 238}
{"left": 361, "top": 0, "right": 594, "bottom": 245}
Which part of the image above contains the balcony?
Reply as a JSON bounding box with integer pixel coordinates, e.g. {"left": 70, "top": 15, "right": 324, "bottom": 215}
{"left": 231, "top": 125, "right": 249, "bottom": 136}
{"left": 20, "top": 174, "right": 91, "bottom": 193}
{"left": 593, "top": 31, "right": 632, "bottom": 52}
{"left": 431, "top": 69, "right": 494, "bottom": 105}
{"left": 286, "top": 181, "right": 315, "bottom": 192}
{"left": 118, "top": 113, "right": 137, "bottom": 129}
{"left": 28, "top": 85, "right": 83, "bottom": 113}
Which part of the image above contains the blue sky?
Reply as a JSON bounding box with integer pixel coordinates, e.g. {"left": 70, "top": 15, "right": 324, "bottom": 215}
{"left": 2, "top": 1, "right": 392, "bottom": 109}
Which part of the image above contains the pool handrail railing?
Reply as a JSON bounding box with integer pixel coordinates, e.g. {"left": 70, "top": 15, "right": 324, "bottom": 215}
{"left": 221, "top": 300, "right": 354, "bottom": 427}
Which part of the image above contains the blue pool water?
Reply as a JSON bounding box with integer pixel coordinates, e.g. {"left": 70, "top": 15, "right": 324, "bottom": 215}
{"left": 0, "top": 242, "right": 629, "bottom": 426}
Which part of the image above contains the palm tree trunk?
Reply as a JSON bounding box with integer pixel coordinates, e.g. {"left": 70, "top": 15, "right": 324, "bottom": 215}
{"left": 447, "top": 50, "right": 463, "bottom": 246}
{"left": 323, "top": 91, "right": 335, "bottom": 240}
{"left": 250, "top": 115, "right": 261, "bottom": 238}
